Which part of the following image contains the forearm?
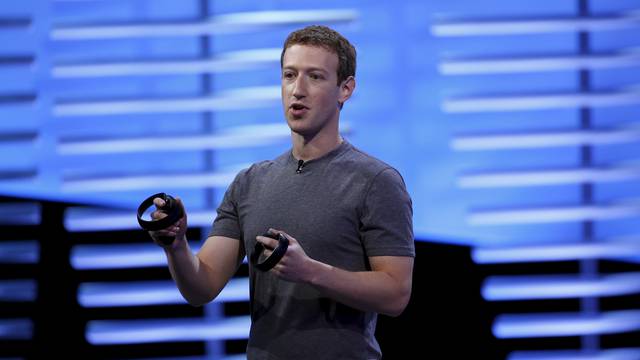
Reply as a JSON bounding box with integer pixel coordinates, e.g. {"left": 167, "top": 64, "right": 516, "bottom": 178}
{"left": 164, "top": 237, "right": 219, "bottom": 306}
{"left": 307, "top": 259, "right": 411, "bottom": 317}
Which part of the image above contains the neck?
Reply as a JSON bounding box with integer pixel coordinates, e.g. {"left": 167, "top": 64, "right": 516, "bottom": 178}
{"left": 291, "top": 125, "right": 343, "bottom": 161}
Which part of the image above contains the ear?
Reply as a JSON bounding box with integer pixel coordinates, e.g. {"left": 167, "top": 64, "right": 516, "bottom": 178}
{"left": 338, "top": 76, "right": 356, "bottom": 106}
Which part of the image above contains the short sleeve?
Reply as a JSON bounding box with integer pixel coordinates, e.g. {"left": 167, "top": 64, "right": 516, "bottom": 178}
{"left": 360, "top": 168, "right": 415, "bottom": 257}
{"left": 208, "top": 169, "right": 246, "bottom": 240}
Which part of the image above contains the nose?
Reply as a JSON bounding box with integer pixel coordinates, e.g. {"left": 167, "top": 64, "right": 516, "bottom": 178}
{"left": 292, "top": 76, "right": 307, "bottom": 99}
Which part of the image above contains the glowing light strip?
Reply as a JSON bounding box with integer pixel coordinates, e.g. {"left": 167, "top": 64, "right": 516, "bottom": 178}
{"left": 443, "top": 91, "right": 640, "bottom": 113}
{"left": 0, "top": 319, "right": 32, "bottom": 340}
{"left": 71, "top": 242, "right": 201, "bottom": 269}
{"left": 452, "top": 128, "right": 640, "bottom": 150}
{"left": 493, "top": 310, "right": 640, "bottom": 338}
{"left": 439, "top": 53, "right": 640, "bottom": 74}
{"left": 431, "top": 13, "right": 640, "bottom": 37}
{"left": 58, "top": 123, "right": 291, "bottom": 155}
{"left": 0, "top": 240, "right": 39, "bottom": 264}
{"left": 483, "top": 272, "right": 640, "bottom": 301}
{"left": 508, "top": 348, "right": 640, "bottom": 360}
{"left": 61, "top": 169, "right": 237, "bottom": 193}
{"left": 469, "top": 203, "right": 640, "bottom": 225}
{"left": 473, "top": 239, "right": 640, "bottom": 264}
{"left": 53, "top": 86, "right": 280, "bottom": 116}
{"left": 65, "top": 208, "right": 218, "bottom": 232}
{"left": 458, "top": 167, "right": 640, "bottom": 188}
{"left": 58, "top": 123, "right": 352, "bottom": 156}
{"left": 52, "top": 9, "right": 358, "bottom": 40}
{"left": 86, "top": 316, "right": 250, "bottom": 344}
{"left": 52, "top": 48, "right": 281, "bottom": 78}
{"left": 78, "top": 278, "right": 249, "bottom": 307}
{"left": 0, "top": 280, "right": 36, "bottom": 302}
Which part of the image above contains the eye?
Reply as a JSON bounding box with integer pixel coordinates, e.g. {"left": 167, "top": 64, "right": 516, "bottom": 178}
{"left": 309, "top": 73, "right": 323, "bottom": 80}
{"left": 283, "top": 71, "right": 295, "bottom": 80}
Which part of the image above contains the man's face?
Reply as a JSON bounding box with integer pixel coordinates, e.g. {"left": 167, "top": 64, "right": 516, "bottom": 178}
{"left": 281, "top": 44, "right": 348, "bottom": 137}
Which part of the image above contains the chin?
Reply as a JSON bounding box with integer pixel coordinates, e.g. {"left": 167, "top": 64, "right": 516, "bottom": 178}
{"left": 288, "top": 123, "right": 317, "bottom": 137}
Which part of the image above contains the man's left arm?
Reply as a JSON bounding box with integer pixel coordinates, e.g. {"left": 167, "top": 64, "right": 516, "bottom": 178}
{"left": 302, "top": 252, "right": 414, "bottom": 317}
{"left": 257, "top": 231, "right": 413, "bottom": 316}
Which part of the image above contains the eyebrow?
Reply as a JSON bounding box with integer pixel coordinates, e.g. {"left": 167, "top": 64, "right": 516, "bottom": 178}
{"left": 282, "top": 66, "right": 329, "bottom": 74}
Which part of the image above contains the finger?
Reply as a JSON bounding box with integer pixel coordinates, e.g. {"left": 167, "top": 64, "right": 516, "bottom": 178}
{"left": 277, "top": 231, "right": 296, "bottom": 244}
{"left": 150, "top": 210, "right": 168, "bottom": 220}
{"left": 272, "top": 264, "right": 286, "bottom": 275}
{"left": 153, "top": 197, "right": 166, "bottom": 208}
{"left": 152, "top": 228, "right": 177, "bottom": 237}
{"left": 256, "top": 235, "right": 278, "bottom": 249}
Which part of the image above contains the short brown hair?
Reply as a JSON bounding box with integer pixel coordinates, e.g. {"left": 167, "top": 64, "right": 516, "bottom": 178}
{"left": 281, "top": 25, "right": 356, "bottom": 85}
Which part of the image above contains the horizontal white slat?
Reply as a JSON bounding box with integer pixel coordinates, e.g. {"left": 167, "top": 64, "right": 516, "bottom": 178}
{"left": 431, "top": 13, "right": 640, "bottom": 37}
{"left": 61, "top": 169, "right": 238, "bottom": 193}
{"left": 0, "top": 280, "right": 36, "bottom": 302}
{"left": 482, "top": 272, "right": 640, "bottom": 301}
{"left": 71, "top": 242, "right": 202, "bottom": 269}
{"left": 493, "top": 309, "right": 640, "bottom": 338}
{"left": 451, "top": 128, "right": 640, "bottom": 150}
{"left": 52, "top": 9, "right": 358, "bottom": 40}
{"left": 86, "top": 316, "right": 251, "bottom": 344}
{"left": 65, "top": 207, "right": 218, "bottom": 232}
{"left": 458, "top": 167, "right": 640, "bottom": 188}
{"left": 443, "top": 90, "right": 640, "bottom": 113}
{"left": 472, "top": 239, "right": 640, "bottom": 264}
{"left": 58, "top": 123, "right": 291, "bottom": 155}
{"left": 52, "top": 48, "right": 281, "bottom": 78}
{"left": 53, "top": 86, "right": 280, "bottom": 116}
{"left": 58, "top": 123, "right": 352, "bottom": 156}
{"left": 0, "top": 240, "right": 39, "bottom": 264}
{"left": 439, "top": 52, "right": 640, "bottom": 74}
{"left": 469, "top": 203, "right": 640, "bottom": 225}
{"left": 508, "top": 348, "right": 640, "bottom": 360}
{"left": 78, "top": 277, "right": 249, "bottom": 307}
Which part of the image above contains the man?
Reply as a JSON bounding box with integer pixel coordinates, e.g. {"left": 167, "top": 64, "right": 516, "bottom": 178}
{"left": 149, "top": 25, "right": 414, "bottom": 359}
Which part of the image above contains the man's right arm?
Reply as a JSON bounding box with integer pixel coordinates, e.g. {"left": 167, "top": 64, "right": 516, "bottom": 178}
{"left": 164, "top": 234, "right": 244, "bottom": 307}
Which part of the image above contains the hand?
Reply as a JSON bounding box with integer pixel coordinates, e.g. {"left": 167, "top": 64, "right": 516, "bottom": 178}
{"left": 256, "top": 229, "right": 316, "bottom": 283}
{"left": 148, "top": 196, "right": 188, "bottom": 248}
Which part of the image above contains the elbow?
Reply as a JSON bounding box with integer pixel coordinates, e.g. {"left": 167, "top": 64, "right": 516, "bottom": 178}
{"left": 186, "top": 298, "right": 209, "bottom": 307}
{"left": 182, "top": 290, "right": 217, "bottom": 307}
{"left": 382, "top": 288, "right": 411, "bottom": 317}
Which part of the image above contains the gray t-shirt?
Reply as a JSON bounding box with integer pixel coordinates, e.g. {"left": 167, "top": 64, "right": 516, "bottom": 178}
{"left": 210, "top": 140, "right": 414, "bottom": 359}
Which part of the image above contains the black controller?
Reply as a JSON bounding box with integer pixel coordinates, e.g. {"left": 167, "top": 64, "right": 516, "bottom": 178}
{"left": 251, "top": 231, "right": 289, "bottom": 271}
{"left": 137, "top": 192, "right": 184, "bottom": 245}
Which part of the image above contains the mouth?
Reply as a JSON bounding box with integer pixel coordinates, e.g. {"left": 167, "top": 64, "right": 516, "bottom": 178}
{"left": 289, "top": 103, "right": 309, "bottom": 117}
